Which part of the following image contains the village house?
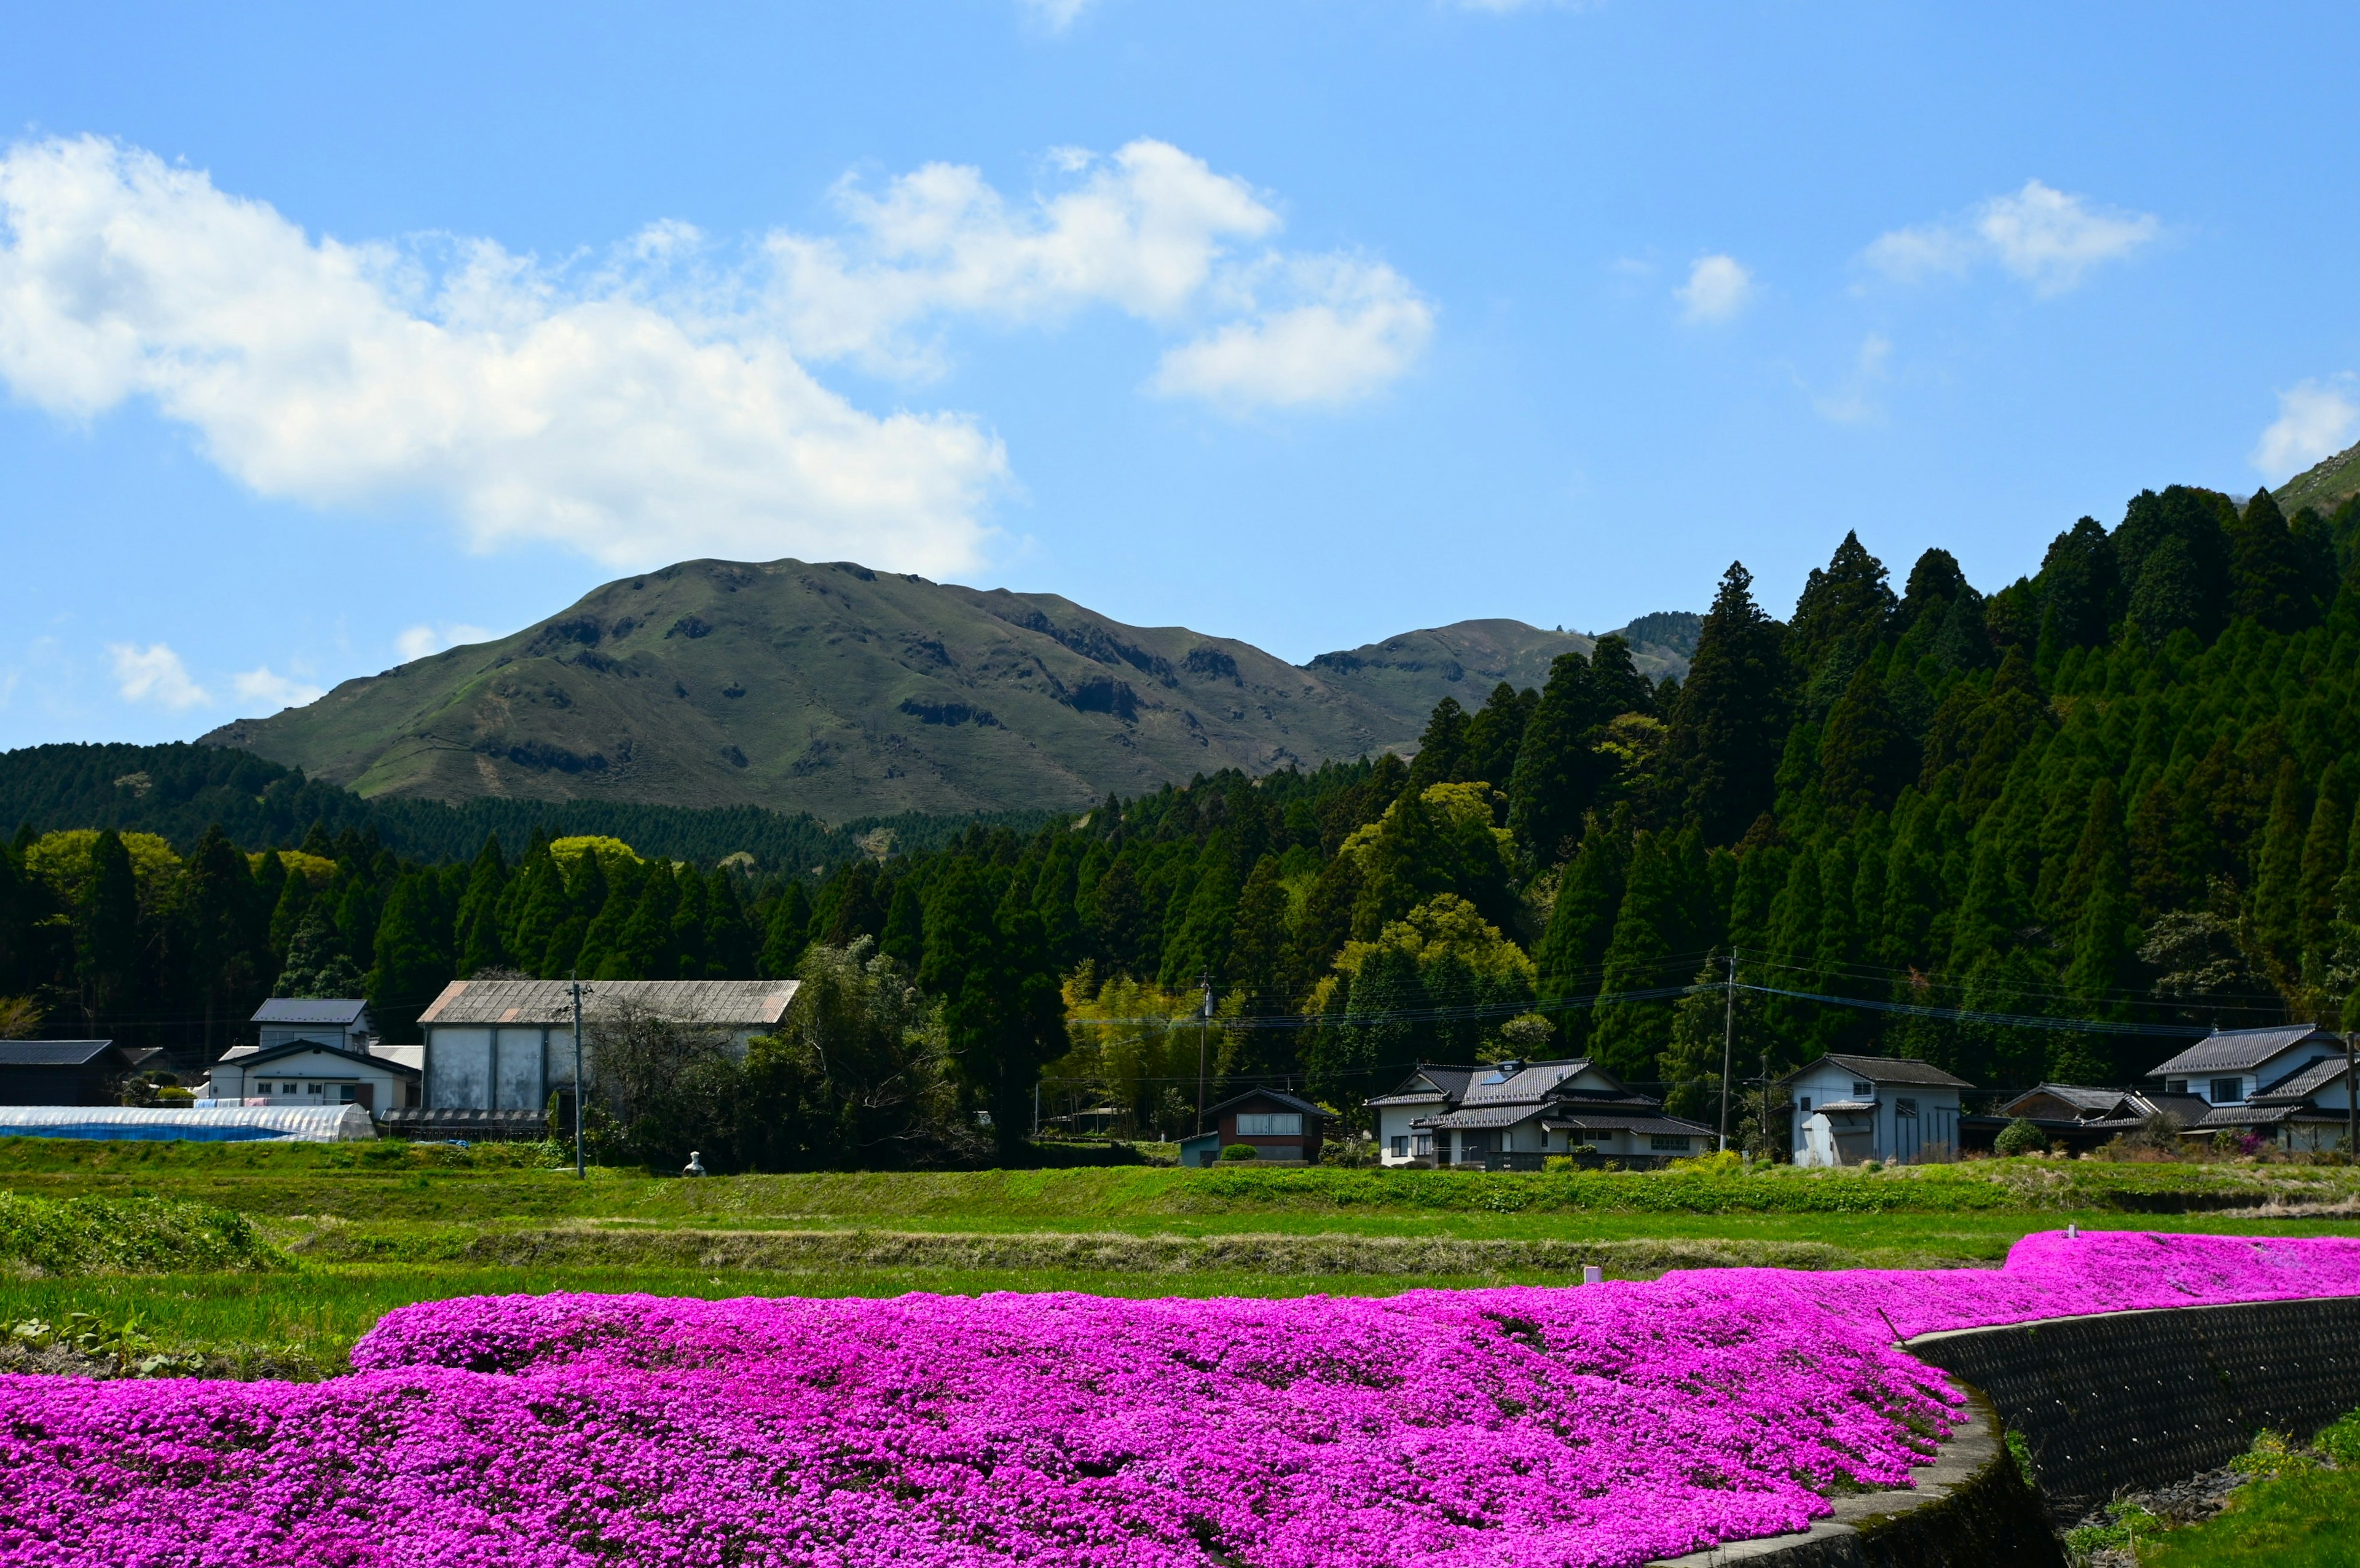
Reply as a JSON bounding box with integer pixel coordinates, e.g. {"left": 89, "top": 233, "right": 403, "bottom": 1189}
{"left": 0, "top": 1040, "right": 163, "bottom": 1107}
{"left": 1177, "top": 1088, "right": 1329, "bottom": 1167}
{"left": 414, "top": 978, "right": 800, "bottom": 1111}
{"left": 1973, "top": 1083, "right": 2213, "bottom": 1153}
{"left": 1364, "top": 1058, "right": 1715, "bottom": 1171}
{"left": 198, "top": 998, "right": 420, "bottom": 1112}
{"left": 1780, "top": 1053, "right": 1969, "bottom": 1166}
{"left": 2147, "top": 1025, "right": 2356, "bottom": 1152}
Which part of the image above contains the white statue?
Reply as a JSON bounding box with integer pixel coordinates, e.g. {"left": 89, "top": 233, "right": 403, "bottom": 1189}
{"left": 683, "top": 1150, "right": 707, "bottom": 1177}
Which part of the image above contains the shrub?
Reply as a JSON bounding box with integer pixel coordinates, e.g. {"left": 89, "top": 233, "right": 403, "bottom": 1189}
{"left": 1218, "top": 1143, "right": 1257, "bottom": 1161}
{"left": 1994, "top": 1118, "right": 2046, "bottom": 1157}
{"left": 0, "top": 1193, "right": 283, "bottom": 1276}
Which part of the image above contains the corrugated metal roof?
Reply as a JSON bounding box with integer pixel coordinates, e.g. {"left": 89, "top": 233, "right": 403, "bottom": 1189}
{"left": 1809, "top": 1099, "right": 1880, "bottom": 1113}
{"left": 2150, "top": 1026, "right": 2336, "bottom": 1077}
{"left": 222, "top": 1038, "right": 420, "bottom": 1078}
{"left": 0, "top": 1040, "right": 116, "bottom": 1067}
{"left": 419, "top": 979, "right": 800, "bottom": 1028}
{"left": 251, "top": 998, "right": 369, "bottom": 1026}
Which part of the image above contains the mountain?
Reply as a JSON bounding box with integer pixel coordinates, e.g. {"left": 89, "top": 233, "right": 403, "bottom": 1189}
{"left": 2274, "top": 436, "right": 2360, "bottom": 522}
{"left": 207, "top": 559, "right": 1658, "bottom": 820}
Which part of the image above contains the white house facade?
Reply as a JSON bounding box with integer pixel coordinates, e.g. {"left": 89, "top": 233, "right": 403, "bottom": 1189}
{"left": 251, "top": 997, "right": 376, "bottom": 1054}
{"left": 1780, "top": 1053, "right": 1969, "bottom": 1167}
{"left": 2150, "top": 1025, "right": 2356, "bottom": 1151}
{"left": 1365, "top": 1058, "right": 1715, "bottom": 1169}
{"left": 414, "top": 978, "right": 800, "bottom": 1111}
{"left": 199, "top": 1040, "right": 420, "bottom": 1111}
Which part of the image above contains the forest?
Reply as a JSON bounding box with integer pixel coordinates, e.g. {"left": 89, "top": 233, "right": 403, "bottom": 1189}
{"left": 3, "top": 478, "right": 2359, "bottom": 1162}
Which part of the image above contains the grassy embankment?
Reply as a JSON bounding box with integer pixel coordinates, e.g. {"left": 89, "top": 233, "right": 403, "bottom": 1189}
{"left": 8, "top": 1137, "right": 2360, "bottom": 1376}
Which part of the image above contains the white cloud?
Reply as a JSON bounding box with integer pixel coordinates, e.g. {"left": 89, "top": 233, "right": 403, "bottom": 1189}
{"left": 395, "top": 623, "right": 499, "bottom": 662}
{"left": 1811, "top": 334, "right": 1892, "bottom": 425}
{"left": 1676, "top": 254, "right": 1752, "bottom": 323}
{"left": 109, "top": 643, "right": 211, "bottom": 709}
{"left": 232, "top": 665, "right": 324, "bottom": 711}
{"left": 1864, "top": 180, "right": 2158, "bottom": 296}
{"left": 1019, "top": 0, "right": 1095, "bottom": 29}
{"left": 768, "top": 139, "right": 1285, "bottom": 375}
{"left": 2252, "top": 378, "right": 2360, "bottom": 483}
{"left": 0, "top": 136, "right": 1007, "bottom": 576}
{"left": 0, "top": 137, "right": 1423, "bottom": 568}
{"left": 1148, "top": 257, "right": 1432, "bottom": 409}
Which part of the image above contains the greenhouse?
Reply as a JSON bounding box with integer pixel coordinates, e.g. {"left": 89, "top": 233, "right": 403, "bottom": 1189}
{"left": 0, "top": 1103, "right": 376, "bottom": 1143}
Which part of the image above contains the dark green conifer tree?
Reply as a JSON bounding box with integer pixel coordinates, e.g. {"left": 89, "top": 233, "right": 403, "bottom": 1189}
{"left": 879, "top": 882, "right": 926, "bottom": 971}
{"left": 1587, "top": 828, "right": 1710, "bottom": 1082}
{"left": 176, "top": 825, "right": 270, "bottom": 1059}
{"left": 1086, "top": 857, "right": 1151, "bottom": 978}
{"left": 1506, "top": 649, "right": 1598, "bottom": 866}
{"left": 1407, "top": 697, "right": 1471, "bottom": 790}
{"left": 366, "top": 872, "right": 454, "bottom": 1042}
{"left": 75, "top": 829, "right": 141, "bottom": 1038}
{"left": 1787, "top": 531, "right": 1895, "bottom": 690}
{"left": 703, "top": 869, "right": 757, "bottom": 979}
{"left": 1463, "top": 682, "right": 1538, "bottom": 790}
{"left": 454, "top": 836, "right": 510, "bottom": 978}
{"left": 2036, "top": 517, "right": 2122, "bottom": 649}
{"left": 1819, "top": 664, "right": 1917, "bottom": 820}
{"left": 921, "top": 863, "right": 1064, "bottom": 1159}
{"left": 1668, "top": 563, "right": 1792, "bottom": 844}
{"left": 759, "top": 881, "right": 815, "bottom": 979}
{"left": 2231, "top": 489, "right": 2317, "bottom": 633}
{"left": 2298, "top": 773, "right": 2350, "bottom": 992}
{"left": 669, "top": 866, "right": 712, "bottom": 979}
{"left": 1533, "top": 820, "right": 1629, "bottom": 1048}
{"left": 2250, "top": 760, "right": 2307, "bottom": 987}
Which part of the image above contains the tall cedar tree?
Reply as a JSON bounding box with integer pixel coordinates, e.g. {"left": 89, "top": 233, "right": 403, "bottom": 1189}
{"left": 1669, "top": 564, "right": 1792, "bottom": 844}
{"left": 76, "top": 829, "right": 141, "bottom": 1038}
{"left": 455, "top": 836, "right": 510, "bottom": 977}
{"left": 919, "top": 862, "right": 1064, "bottom": 1158}
{"left": 1787, "top": 531, "right": 1897, "bottom": 690}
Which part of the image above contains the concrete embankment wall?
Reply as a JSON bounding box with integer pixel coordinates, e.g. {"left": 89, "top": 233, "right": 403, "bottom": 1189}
{"left": 1906, "top": 1295, "right": 2360, "bottom": 1521}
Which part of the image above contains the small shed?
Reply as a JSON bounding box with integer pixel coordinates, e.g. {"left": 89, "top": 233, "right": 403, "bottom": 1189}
{"left": 0, "top": 1040, "right": 159, "bottom": 1107}
{"left": 1778, "top": 1053, "right": 1971, "bottom": 1166}
{"left": 1186, "top": 1088, "right": 1329, "bottom": 1167}
{"left": 251, "top": 997, "right": 375, "bottom": 1053}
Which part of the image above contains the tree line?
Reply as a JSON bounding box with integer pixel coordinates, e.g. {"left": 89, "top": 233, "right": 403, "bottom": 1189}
{"left": 4, "top": 477, "right": 2359, "bottom": 1162}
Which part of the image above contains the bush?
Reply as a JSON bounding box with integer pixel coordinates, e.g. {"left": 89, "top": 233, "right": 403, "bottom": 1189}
{"left": 0, "top": 1193, "right": 284, "bottom": 1275}
{"left": 1994, "top": 1118, "right": 2046, "bottom": 1157}
{"left": 1218, "top": 1143, "right": 1257, "bottom": 1161}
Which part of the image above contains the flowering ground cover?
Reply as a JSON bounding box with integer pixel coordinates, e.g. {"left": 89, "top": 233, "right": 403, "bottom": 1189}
{"left": 4, "top": 1231, "right": 2359, "bottom": 1568}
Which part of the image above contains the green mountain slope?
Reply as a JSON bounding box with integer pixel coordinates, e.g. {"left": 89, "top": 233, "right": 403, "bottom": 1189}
{"left": 201, "top": 559, "right": 1438, "bottom": 818}
{"left": 2274, "top": 436, "right": 2360, "bottom": 520}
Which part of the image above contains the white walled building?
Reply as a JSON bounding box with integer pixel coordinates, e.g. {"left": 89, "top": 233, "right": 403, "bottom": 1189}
{"left": 199, "top": 998, "right": 419, "bottom": 1111}
{"left": 2150, "top": 1025, "right": 2356, "bottom": 1151}
{"left": 414, "top": 978, "right": 800, "bottom": 1111}
{"left": 1365, "top": 1058, "right": 1715, "bottom": 1169}
{"left": 1780, "top": 1053, "right": 1969, "bottom": 1166}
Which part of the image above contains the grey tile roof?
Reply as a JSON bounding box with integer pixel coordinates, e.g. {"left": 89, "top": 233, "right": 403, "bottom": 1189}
{"left": 222, "top": 1038, "right": 420, "bottom": 1078}
{"left": 1542, "top": 1112, "right": 1717, "bottom": 1138}
{"left": 418, "top": 979, "right": 798, "bottom": 1029}
{"left": 1415, "top": 1105, "right": 1549, "bottom": 1131}
{"left": 0, "top": 1040, "right": 116, "bottom": 1067}
{"left": 2149, "top": 1026, "right": 2337, "bottom": 1077}
{"left": 1364, "top": 1091, "right": 1450, "bottom": 1107}
{"left": 1206, "top": 1087, "right": 1327, "bottom": 1119}
{"left": 1810, "top": 1099, "right": 1880, "bottom": 1113}
{"left": 2185, "top": 1103, "right": 2335, "bottom": 1129}
{"left": 1460, "top": 1059, "right": 1600, "bottom": 1108}
{"left": 2254, "top": 1056, "right": 2353, "bottom": 1102}
{"left": 251, "top": 998, "right": 370, "bottom": 1026}
{"left": 1363, "top": 1065, "right": 1481, "bottom": 1111}
{"left": 1820, "top": 1053, "right": 1973, "bottom": 1089}
{"left": 2002, "top": 1083, "right": 2133, "bottom": 1118}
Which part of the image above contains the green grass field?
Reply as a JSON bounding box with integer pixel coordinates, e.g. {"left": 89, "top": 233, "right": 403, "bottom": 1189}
{"left": 9, "top": 1136, "right": 2360, "bottom": 1378}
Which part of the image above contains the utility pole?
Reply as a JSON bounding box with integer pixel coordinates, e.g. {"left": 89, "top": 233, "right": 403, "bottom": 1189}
{"left": 1718, "top": 948, "right": 1737, "bottom": 1154}
{"left": 570, "top": 976, "right": 589, "bottom": 1179}
{"left": 2345, "top": 1030, "right": 2356, "bottom": 1159}
{"left": 1197, "top": 973, "right": 1213, "bottom": 1136}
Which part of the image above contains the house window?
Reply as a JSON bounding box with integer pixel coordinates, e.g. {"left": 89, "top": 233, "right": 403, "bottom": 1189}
{"left": 306, "top": 1084, "right": 321, "bottom": 1095}
{"left": 1851, "top": 1081, "right": 1874, "bottom": 1097}
{"left": 1390, "top": 1136, "right": 1408, "bottom": 1158}
{"left": 2209, "top": 1078, "right": 2244, "bottom": 1105}
{"left": 1412, "top": 1134, "right": 1433, "bottom": 1158}
{"left": 1235, "top": 1113, "right": 1304, "bottom": 1136}
{"left": 1650, "top": 1135, "right": 1693, "bottom": 1152}
{"left": 338, "top": 1086, "right": 358, "bottom": 1103}
{"left": 2167, "top": 1079, "right": 2188, "bottom": 1096}
{"left": 1798, "top": 1097, "right": 1812, "bottom": 1114}
{"left": 1895, "top": 1097, "right": 1918, "bottom": 1116}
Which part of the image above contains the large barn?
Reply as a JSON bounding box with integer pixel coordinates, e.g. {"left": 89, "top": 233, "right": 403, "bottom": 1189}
{"left": 414, "top": 978, "right": 800, "bottom": 1111}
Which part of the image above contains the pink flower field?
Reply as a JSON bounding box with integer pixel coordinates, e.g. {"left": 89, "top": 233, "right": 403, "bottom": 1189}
{"left": 5, "top": 1231, "right": 2358, "bottom": 1567}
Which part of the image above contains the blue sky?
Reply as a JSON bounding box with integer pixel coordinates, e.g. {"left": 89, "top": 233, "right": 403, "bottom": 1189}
{"left": 4, "top": 1, "right": 2358, "bottom": 748}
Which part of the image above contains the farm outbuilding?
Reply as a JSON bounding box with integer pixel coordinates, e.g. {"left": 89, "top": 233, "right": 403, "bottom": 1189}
{"left": 0, "top": 1040, "right": 162, "bottom": 1106}
{"left": 1780, "top": 1053, "right": 1970, "bottom": 1166}
{"left": 415, "top": 978, "right": 800, "bottom": 1111}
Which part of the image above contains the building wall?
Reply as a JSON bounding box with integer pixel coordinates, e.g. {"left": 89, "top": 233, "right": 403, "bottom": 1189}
{"left": 0, "top": 1065, "right": 112, "bottom": 1107}
{"left": 1790, "top": 1066, "right": 1961, "bottom": 1165}
{"left": 1214, "top": 1098, "right": 1323, "bottom": 1162}
{"left": 424, "top": 1023, "right": 766, "bottom": 1110}
{"left": 206, "top": 1048, "right": 412, "bottom": 1110}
